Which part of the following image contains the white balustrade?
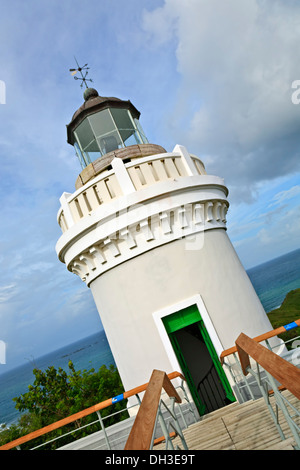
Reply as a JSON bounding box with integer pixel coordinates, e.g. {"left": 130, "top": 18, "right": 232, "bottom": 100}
{"left": 57, "top": 149, "right": 207, "bottom": 232}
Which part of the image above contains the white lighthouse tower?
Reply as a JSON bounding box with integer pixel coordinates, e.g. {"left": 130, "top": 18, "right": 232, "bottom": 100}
{"left": 56, "top": 86, "right": 275, "bottom": 415}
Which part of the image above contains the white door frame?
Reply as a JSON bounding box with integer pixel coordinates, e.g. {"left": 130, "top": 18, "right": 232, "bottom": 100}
{"left": 152, "top": 294, "right": 224, "bottom": 376}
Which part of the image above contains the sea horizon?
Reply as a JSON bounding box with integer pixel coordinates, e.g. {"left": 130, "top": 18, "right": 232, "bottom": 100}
{"left": 0, "top": 246, "right": 299, "bottom": 426}
{"left": 2, "top": 246, "right": 300, "bottom": 378}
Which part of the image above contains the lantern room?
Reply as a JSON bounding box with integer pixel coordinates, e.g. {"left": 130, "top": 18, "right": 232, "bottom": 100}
{"left": 66, "top": 88, "right": 148, "bottom": 169}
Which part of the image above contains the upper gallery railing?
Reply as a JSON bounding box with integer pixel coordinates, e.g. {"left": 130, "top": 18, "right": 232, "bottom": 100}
{"left": 57, "top": 146, "right": 207, "bottom": 232}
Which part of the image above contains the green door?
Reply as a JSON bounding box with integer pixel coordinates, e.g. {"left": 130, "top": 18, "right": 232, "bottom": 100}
{"left": 163, "top": 304, "right": 235, "bottom": 415}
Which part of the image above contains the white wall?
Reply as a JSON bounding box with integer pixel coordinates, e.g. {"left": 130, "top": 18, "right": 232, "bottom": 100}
{"left": 90, "top": 228, "right": 273, "bottom": 391}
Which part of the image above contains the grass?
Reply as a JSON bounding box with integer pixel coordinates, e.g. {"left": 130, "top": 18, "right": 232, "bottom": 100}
{"left": 267, "top": 288, "right": 300, "bottom": 347}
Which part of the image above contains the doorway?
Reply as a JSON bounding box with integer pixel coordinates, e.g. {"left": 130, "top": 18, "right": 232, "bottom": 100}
{"left": 163, "top": 304, "right": 235, "bottom": 415}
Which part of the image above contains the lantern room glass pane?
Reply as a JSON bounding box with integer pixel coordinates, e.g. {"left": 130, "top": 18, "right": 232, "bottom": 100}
{"left": 110, "top": 108, "right": 133, "bottom": 130}
{"left": 89, "top": 110, "right": 116, "bottom": 137}
{"left": 84, "top": 140, "right": 101, "bottom": 162}
{"left": 134, "top": 118, "right": 148, "bottom": 143}
{"left": 119, "top": 128, "right": 142, "bottom": 146}
{"left": 74, "top": 118, "right": 95, "bottom": 149}
{"left": 74, "top": 142, "right": 87, "bottom": 169}
{"left": 97, "top": 131, "right": 122, "bottom": 154}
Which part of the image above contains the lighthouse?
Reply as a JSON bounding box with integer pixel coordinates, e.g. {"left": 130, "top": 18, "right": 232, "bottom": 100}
{"left": 56, "top": 86, "right": 276, "bottom": 415}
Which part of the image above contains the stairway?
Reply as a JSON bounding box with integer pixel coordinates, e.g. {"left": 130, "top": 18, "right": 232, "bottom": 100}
{"left": 155, "top": 390, "right": 299, "bottom": 450}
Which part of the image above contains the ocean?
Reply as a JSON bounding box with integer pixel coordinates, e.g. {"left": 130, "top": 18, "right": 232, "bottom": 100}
{"left": 0, "top": 329, "right": 116, "bottom": 427}
{"left": 0, "top": 247, "right": 300, "bottom": 427}
{"left": 247, "top": 248, "right": 300, "bottom": 313}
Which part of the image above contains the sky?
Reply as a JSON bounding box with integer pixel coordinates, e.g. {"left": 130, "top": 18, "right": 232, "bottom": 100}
{"left": 0, "top": 0, "right": 300, "bottom": 372}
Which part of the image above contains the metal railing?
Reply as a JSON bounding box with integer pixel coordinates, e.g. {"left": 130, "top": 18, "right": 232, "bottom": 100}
{"left": 220, "top": 320, "right": 300, "bottom": 402}
{"left": 220, "top": 320, "right": 300, "bottom": 450}
{"left": 235, "top": 332, "right": 300, "bottom": 449}
{"left": 0, "top": 371, "right": 197, "bottom": 451}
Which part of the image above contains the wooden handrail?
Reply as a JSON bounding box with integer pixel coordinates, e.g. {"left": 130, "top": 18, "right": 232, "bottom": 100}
{"left": 220, "top": 319, "right": 300, "bottom": 364}
{"left": 124, "top": 369, "right": 181, "bottom": 450}
{"left": 153, "top": 431, "right": 176, "bottom": 446}
{"left": 0, "top": 371, "right": 185, "bottom": 451}
{"left": 235, "top": 332, "right": 300, "bottom": 400}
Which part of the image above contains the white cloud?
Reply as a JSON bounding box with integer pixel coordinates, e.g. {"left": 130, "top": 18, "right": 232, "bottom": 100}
{"left": 271, "top": 185, "right": 300, "bottom": 206}
{"left": 143, "top": 0, "right": 300, "bottom": 199}
{"left": 0, "top": 285, "right": 16, "bottom": 303}
{"left": 230, "top": 200, "right": 300, "bottom": 267}
{"left": 1, "top": 0, "right": 300, "bottom": 371}
{"left": 142, "top": 3, "right": 179, "bottom": 45}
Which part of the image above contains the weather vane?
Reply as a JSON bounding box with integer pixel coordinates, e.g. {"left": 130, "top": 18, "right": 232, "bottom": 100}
{"left": 69, "top": 57, "right": 93, "bottom": 89}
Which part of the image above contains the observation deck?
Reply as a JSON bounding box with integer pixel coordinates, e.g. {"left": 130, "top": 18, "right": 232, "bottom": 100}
{"left": 56, "top": 145, "right": 229, "bottom": 286}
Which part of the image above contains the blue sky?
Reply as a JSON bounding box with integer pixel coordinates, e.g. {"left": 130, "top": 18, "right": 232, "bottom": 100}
{"left": 0, "top": 0, "right": 300, "bottom": 372}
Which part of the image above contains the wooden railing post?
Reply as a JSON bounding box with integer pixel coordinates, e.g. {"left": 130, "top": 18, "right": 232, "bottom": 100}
{"left": 124, "top": 370, "right": 182, "bottom": 450}
{"left": 235, "top": 333, "right": 300, "bottom": 399}
{"left": 235, "top": 333, "right": 251, "bottom": 375}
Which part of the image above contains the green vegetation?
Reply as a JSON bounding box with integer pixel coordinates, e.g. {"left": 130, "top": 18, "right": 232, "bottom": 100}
{"left": 0, "top": 362, "right": 128, "bottom": 450}
{"left": 1, "top": 289, "right": 299, "bottom": 450}
{"left": 267, "top": 288, "right": 300, "bottom": 347}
